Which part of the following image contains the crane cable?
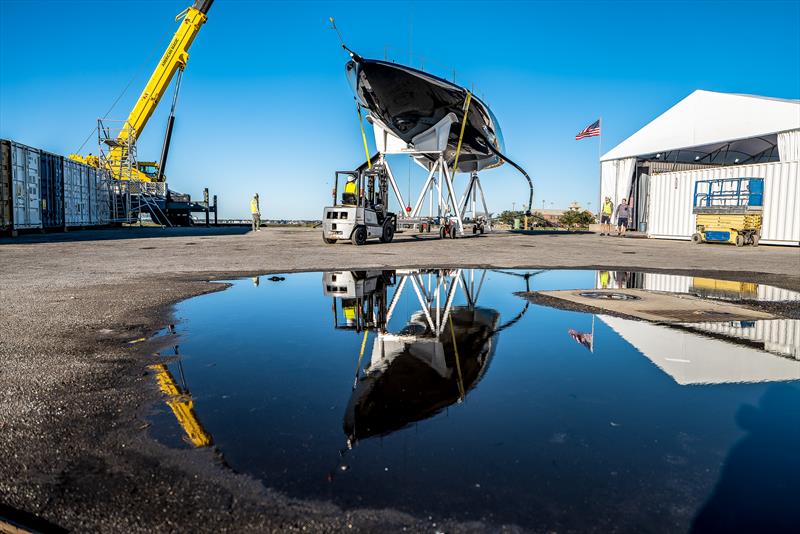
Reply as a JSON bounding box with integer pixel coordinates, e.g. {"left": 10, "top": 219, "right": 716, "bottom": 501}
{"left": 355, "top": 100, "right": 372, "bottom": 169}
{"left": 451, "top": 91, "right": 472, "bottom": 175}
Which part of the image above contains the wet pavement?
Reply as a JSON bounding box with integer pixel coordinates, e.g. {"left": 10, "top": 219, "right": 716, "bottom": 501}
{"left": 147, "top": 269, "right": 800, "bottom": 531}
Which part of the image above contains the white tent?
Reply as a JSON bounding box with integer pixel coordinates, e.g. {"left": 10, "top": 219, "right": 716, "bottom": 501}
{"left": 600, "top": 90, "right": 800, "bottom": 207}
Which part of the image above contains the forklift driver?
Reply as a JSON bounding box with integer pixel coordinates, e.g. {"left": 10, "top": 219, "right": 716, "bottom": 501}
{"left": 343, "top": 176, "right": 358, "bottom": 205}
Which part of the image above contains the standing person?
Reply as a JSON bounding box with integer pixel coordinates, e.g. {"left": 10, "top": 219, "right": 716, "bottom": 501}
{"left": 616, "top": 198, "right": 630, "bottom": 237}
{"left": 250, "top": 193, "right": 261, "bottom": 232}
{"left": 600, "top": 196, "right": 614, "bottom": 235}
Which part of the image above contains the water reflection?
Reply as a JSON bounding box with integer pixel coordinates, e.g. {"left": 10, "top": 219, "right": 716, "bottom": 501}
{"left": 146, "top": 269, "right": 800, "bottom": 530}
{"left": 323, "top": 269, "right": 534, "bottom": 445}
{"left": 591, "top": 271, "right": 800, "bottom": 362}
{"left": 692, "top": 384, "right": 800, "bottom": 532}
{"left": 150, "top": 328, "right": 213, "bottom": 447}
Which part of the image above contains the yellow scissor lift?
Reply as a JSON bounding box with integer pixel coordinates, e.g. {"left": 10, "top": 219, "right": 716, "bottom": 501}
{"left": 691, "top": 177, "right": 764, "bottom": 247}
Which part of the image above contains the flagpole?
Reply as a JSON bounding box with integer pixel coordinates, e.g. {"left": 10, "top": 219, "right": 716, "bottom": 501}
{"left": 597, "top": 116, "right": 602, "bottom": 220}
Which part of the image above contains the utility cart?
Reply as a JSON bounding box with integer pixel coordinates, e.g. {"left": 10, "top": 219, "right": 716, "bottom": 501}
{"left": 691, "top": 177, "right": 764, "bottom": 247}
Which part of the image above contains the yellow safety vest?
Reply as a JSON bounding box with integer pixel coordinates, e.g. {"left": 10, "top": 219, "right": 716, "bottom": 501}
{"left": 250, "top": 198, "right": 259, "bottom": 214}
{"left": 344, "top": 181, "right": 357, "bottom": 195}
{"left": 602, "top": 200, "right": 613, "bottom": 215}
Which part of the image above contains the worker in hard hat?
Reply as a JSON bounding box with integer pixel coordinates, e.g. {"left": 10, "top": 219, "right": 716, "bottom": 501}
{"left": 250, "top": 193, "right": 261, "bottom": 232}
{"left": 600, "top": 196, "right": 613, "bottom": 236}
{"left": 342, "top": 176, "right": 358, "bottom": 205}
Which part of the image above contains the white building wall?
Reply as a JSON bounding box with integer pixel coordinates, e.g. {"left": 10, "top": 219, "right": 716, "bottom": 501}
{"left": 647, "top": 160, "right": 799, "bottom": 246}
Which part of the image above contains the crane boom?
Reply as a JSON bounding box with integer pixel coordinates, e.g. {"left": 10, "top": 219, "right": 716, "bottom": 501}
{"left": 72, "top": 0, "right": 213, "bottom": 181}
{"left": 116, "top": 0, "right": 213, "bottom": 148}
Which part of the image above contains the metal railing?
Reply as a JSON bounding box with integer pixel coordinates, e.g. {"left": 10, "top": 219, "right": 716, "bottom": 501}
{"left": 693, "top": 177, "right": 764, "bottom": 213}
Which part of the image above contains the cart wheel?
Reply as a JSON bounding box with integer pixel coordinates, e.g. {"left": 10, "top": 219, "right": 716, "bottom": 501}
{"left": 752, "top": 233, "right": 760, "bottom": 247}
{"left": 351, "top": 226, "right": 367, "bottom": 246}
{"left": 472, "top": 225, "right": 478, "bottom": 235}
{"left": 479, "top": 224, "right": 485, "bottom": 235}
{"left": 735, "top": 234, "right": 745, "bottom": 247}
{"left": 379, "top": 221, "right": 395, "bottom": 243}
{"left": 450, "top": 225, "right": 458, "bottom": 239}
{"left": 322, "top": 235, "right": 337, "bottom": 244}
{"left": 439, "top": 226, "right": 447, "bottom": 239}
{"left": 691, "top": 233, "right": 702, "bottom": 244}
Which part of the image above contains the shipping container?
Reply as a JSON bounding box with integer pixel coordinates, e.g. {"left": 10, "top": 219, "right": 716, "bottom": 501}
{"left": 87, "top": 167, "right": 111, "bottom": 225}
{"left": 39, "top": 151, "right": 64, "bottom": 228}
{"left": 0, "top": 140, "right": 42, "bottom": 230}
{"left": 647, "top": 161, "right": 800, "bottom": 246}
{"left": 64, "top": 158, "right": 90, "bottom": 226}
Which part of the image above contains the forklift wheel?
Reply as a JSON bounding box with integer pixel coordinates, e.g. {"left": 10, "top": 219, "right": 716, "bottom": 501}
{"left": 439, "top": 226, "right": 447, "bottom": 239}
{"left": 322, "top": 236, "right": 337, "bottom": 244}
{"left": 472, "top": 225, "right": 478, "bottom": 235}
{"left": 380, "top": 221, "right": 395, "bottom": 243}
{"left": 351, "top": 226, "right": 367, "bottom": 246}
{"left": 479, "top": 225, "right": 485, "bottom": 235}
{"left": 450, "top": 226, "right": 457, "bottom": 239}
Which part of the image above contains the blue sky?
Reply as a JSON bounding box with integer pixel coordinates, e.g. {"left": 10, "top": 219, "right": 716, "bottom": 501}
{"left": 1, "top": 0, "right": 798, "bottom": 219}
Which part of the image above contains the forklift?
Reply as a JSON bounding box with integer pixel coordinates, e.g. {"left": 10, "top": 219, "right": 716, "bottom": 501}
{"left": 322, "top": 164, "right": 397, "bottom": 245}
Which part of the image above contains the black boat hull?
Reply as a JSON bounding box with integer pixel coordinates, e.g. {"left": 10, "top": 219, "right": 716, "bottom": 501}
{"left": 346, "top": 58, "right": 505, "bottom": 173}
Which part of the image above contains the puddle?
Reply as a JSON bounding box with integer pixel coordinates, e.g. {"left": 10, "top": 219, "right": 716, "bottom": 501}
{"left": 148, "top": 269, "right": 800, "bottom": 531}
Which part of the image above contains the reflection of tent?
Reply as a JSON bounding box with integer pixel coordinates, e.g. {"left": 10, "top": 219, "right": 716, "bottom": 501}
{"left": 344, "top": 307, "right": 499, "bottom": 443}
{"left": 599, "top": 315, "right": 800, "bottom": 385}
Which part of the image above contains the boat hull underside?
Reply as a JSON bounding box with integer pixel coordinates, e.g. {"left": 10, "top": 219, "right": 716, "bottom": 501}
{"left": 347, "top": 59, "right": 504, "bottom": 173}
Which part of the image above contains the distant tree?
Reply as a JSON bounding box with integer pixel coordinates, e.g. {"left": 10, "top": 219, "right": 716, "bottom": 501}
{"left": 497, "top": 210, "right": 525, "bottom": 225}
{"left": 559, "top": 210, "right": 595, "bottom": 228}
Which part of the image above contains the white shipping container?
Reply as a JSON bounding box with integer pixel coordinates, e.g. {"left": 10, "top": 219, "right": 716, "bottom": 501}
{"left": 688, "top": 319, "right": 800, "bottom": 359}
{"left": 647, "top": 161, "right": 800, "bottom": 246}
{"left": 87, "top": 168, "right": 111, "bottom": 225}
{"left": 8, "top": 141, "right": 42, "bottom": 229}
{"left": 64, "top": 158, "right": 95, "bottom": 226}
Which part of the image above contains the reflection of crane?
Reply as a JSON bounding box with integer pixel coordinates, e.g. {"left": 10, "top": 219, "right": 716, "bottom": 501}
{"left": 70, "top": 0, "right": 214, "bottom": 183}
{"left": 150, "top": 360, "right": 212, "bottom": 447}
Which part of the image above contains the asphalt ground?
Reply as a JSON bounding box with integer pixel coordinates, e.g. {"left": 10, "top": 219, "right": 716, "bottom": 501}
{"left": 1, "top": 226, "right": 799, "bottom": 533}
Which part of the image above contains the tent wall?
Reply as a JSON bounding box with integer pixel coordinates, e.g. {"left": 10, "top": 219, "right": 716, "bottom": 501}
{"left": 778, "top": 129, "right": 800, "bottom": 161}
{"left": 647, "top": 160, "right": 799, "bottom": 246}
{"left": 600, "top": 158, "right": 636, "bottom": 208}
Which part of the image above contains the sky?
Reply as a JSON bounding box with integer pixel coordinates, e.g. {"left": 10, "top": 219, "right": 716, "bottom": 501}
{"left": 1, "top": 0, "right": 799, "bottom": 219}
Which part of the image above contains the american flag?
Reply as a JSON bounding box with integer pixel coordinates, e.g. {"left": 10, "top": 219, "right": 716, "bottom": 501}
{"left": 568, "top": 329, "right": 594, "bottom": 352}
{"left": 575, "top": 119, "right": 601, "bottom": 140}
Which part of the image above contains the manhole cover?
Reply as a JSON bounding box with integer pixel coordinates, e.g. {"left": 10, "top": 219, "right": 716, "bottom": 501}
{"left": 578, "top": 291, "right": 641, "bottom": 301}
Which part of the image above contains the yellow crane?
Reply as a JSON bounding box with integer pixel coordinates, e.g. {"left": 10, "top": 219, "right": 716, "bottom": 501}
{"left": 70, "top": 0, "right": 214, "bottom": 182}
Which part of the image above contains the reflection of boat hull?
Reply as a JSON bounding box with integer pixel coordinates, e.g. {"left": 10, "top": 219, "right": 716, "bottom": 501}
{"left": 344, "top": 307, "right": 500, "bottom": 443}
{"left": 346, "top": 58, "right": 504, "bottom": 173}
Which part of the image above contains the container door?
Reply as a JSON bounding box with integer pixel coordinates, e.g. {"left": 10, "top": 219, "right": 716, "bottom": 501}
{"left": 0, "top": 141, "right": 11, "bottom": 229}
{"left": 25, "top": 148, "right": 41, "bottom": 227}
{"left": 637, "top": 172, "right": 650, "bottom": 232}
{"left": 64, "top": 162, "right": 74, "bottom": 225}
{"left": 11, "top": 143, "right": 42, "bottom": 229}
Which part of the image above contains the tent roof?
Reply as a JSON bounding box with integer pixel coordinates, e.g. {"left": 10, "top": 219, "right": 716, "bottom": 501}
{"left": 601, "top": 90, "right": 800, "bottom": 162}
